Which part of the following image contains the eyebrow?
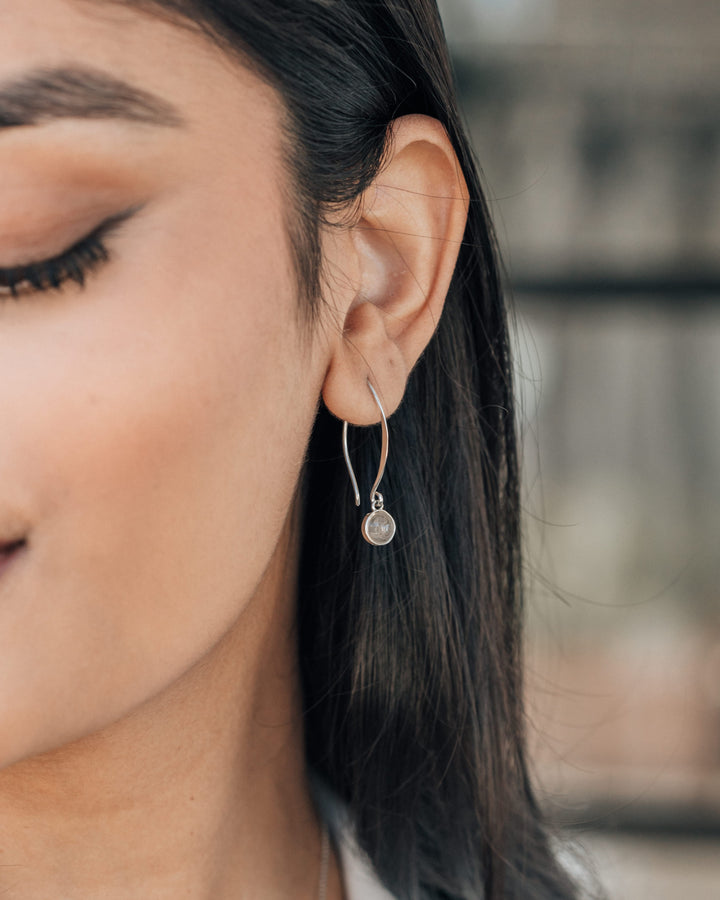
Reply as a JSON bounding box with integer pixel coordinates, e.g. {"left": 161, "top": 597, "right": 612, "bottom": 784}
{"left": 0, "top": 65, "right": 186, "bottom": 131}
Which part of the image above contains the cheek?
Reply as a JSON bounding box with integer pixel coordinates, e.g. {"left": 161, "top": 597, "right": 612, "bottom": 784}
{"left": 0, "top": 195, "right": 317, "bottom": 764}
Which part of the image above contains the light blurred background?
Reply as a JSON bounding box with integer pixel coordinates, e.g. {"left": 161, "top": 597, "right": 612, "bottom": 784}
{"left": 437, "top": 1, "right": 720, "bottom": 897}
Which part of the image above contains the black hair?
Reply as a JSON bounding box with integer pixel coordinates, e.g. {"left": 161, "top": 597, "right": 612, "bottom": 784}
{"left": 103, "top": 1, "right": 584, "bottom": 897}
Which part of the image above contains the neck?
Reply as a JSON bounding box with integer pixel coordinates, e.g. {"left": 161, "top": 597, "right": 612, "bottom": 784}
{"left": 0, "top": 507, "right": 331, "bottom": 900}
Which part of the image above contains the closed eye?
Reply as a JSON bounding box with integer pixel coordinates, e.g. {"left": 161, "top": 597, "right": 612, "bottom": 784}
{"left": 0, "top": 205, "right": 142, "bottom": 300}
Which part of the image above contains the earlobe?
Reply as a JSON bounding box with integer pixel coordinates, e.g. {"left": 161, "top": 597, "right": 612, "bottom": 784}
{"left": 321, "top": 114, "right": 469, "bottom": 427}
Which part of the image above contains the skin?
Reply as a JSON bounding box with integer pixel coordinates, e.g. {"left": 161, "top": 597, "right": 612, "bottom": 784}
{"left": 0, "top": 1, "right": 469, "bottom": 898}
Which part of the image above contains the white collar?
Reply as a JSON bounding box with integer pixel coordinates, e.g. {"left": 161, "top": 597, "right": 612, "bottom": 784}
{"left": 311, "top": 774, "right": 397, "bottom": 900}
{"left": 333, "top": 815, "right": 397, "bottom": 900}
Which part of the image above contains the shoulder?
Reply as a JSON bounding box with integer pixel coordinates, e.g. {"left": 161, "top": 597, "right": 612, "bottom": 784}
{"left": 311, "top": 774, "right": 398, "bottom": 900}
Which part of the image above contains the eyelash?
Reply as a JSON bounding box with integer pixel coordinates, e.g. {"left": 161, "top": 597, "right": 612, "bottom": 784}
{"left": 0, "top": 208, "right": 137, "bottom": 300}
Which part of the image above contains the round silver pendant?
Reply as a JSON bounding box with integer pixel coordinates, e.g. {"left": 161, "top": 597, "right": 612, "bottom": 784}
{"left": 362, "top": 509, "right": 396, "bottom": 546}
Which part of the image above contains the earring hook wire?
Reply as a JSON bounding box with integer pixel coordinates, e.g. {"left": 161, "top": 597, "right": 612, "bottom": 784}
{"left": 342, "top": 377, "right": 389, "bottom": 508}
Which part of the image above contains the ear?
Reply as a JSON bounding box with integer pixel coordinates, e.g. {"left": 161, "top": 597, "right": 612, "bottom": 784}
{"left": 319, "top": 114, "right": 469, "bottom": 426}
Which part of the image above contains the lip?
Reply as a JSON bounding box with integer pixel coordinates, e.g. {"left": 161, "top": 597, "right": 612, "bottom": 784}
{"left": 0, "top": 538, "right": 27, "bottom": 578}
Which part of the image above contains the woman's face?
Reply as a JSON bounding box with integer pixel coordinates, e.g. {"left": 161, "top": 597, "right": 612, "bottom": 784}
{"left": 0, "top": 0, "right": 330, "bottom": 768}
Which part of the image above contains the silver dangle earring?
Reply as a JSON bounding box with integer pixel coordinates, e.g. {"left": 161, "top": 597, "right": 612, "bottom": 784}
{"left": 342, "top": 377, "right": 397, "bottom": 546}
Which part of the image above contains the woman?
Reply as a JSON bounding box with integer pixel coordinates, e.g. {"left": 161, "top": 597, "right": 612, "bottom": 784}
{"left": 0, "top": 1, "right": 584, "bottom": 898}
